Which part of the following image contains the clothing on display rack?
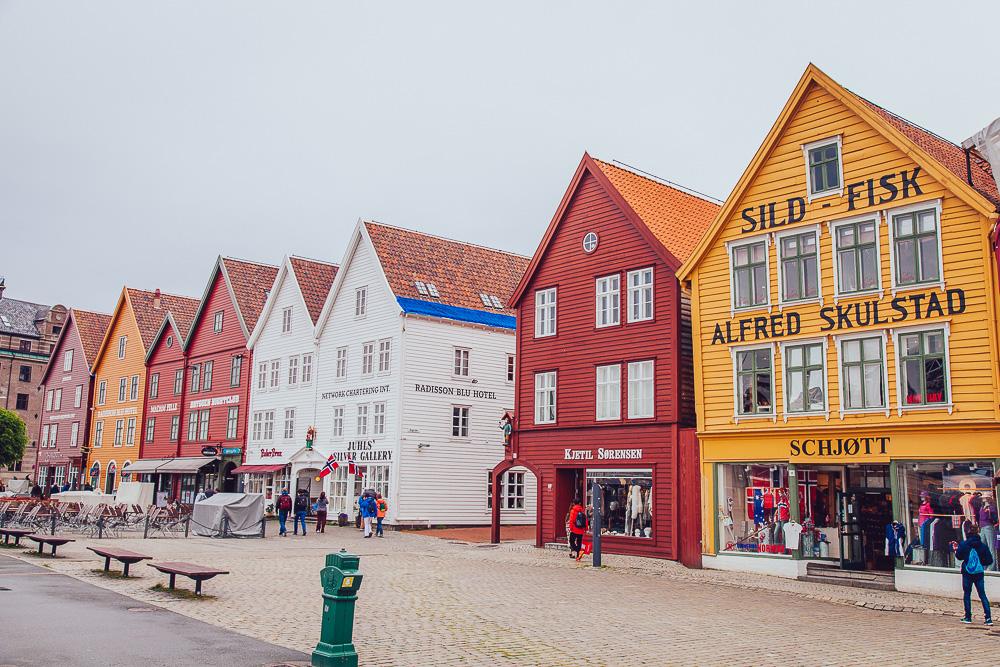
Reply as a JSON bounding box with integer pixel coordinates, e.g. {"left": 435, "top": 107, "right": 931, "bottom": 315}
{"left": 884, "top": 521, "right": 906, "bottom": 558}
{"left": 782, "top": 521, "right": 803, "bottom": 549}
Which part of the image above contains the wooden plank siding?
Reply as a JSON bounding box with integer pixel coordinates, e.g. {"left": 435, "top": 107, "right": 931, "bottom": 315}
{"left": 141, "top": 322, "right": 186, "bottom": 460}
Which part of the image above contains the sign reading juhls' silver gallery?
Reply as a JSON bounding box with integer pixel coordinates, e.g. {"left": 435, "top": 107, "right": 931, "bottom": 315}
{"left": 329, "top": 439, "right": 392, "bottom": 462}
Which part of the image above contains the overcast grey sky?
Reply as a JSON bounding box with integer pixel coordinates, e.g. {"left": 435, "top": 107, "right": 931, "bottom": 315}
{"left": 2, "top": 2, "right": 999, "bottom": 312}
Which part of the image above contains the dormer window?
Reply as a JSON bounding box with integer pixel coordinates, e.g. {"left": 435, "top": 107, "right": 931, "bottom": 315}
{"left": 803, "top": 136, "right": 843, "bottom": 199}
{"left": 415, "top": 281, "right": 428, "bottom": 296}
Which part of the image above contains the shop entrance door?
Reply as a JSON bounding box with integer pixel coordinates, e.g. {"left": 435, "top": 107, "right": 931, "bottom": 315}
{"left": 837, "top": 491, "right": 864, "bottom": 570}
{"left": 839, "top": 465, "right": 894, "bottom": 571}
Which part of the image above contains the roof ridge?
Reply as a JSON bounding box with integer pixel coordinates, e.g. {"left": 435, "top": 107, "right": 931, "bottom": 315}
{"left": 364, "top": 220, "right": 531, "bottom": 260}
{"left": 289, "top": 255, "right": 339, "bottom": 267}
{"left": 0, "top": 296, "right": 50, "bottom": 309}
{"left": 127, "top": 287, "right": 199, "bottom": 302}
{"left": 593, "top": 157, "right": 722, "bottom": 206}
{"left": 72, "top": 308, "right": 112, "bottom": 318}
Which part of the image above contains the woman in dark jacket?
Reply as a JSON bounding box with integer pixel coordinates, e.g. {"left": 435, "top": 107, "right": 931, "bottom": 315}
{"left": 955, "top": 524, "right": 994, "bottom": 625}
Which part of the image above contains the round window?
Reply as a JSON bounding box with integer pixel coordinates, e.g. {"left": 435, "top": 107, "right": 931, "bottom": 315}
{"left": 166, "top": 335, "right": 173, "bottom": 348}
{"left": 582, "top": 231, "right": 599, "bottom": 254}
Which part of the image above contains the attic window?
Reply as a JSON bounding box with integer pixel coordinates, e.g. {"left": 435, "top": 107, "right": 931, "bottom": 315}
{"left": 427, "top": 283, "right": 440, "bottom": 298}
{"left": 479, "top": 293, "right": 491, "bottom": 306}
{"left": 166, "top": 335, "right": 173, "bottom": 348}
{"left": 0, "top": 315, "right": 10, "bottom": 327}
{"left": 489, "top": 295, "right": 504, "bottom": 309}
{"left": 479, "top": 293, "right": 505, "bottom": 309}
{"left": 415, "top": 281, "right": 428, "bottom": 296}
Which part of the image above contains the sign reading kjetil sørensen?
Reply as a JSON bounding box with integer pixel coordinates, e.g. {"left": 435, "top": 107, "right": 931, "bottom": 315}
{"left": 790, "top": 436, "right": 889, "bottom": 457}
{"left": 564, "top": 448, "right": 643, "bottom": 460}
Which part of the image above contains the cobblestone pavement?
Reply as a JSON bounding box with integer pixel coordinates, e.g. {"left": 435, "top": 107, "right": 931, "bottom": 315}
{"left": 6, "top": 527, "right": 999, "bottom": 666}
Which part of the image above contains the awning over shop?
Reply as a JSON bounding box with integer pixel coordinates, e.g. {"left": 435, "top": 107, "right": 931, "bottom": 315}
{"left": 231, "top": 464, "right": 286, "bottom": 474}
{"left": 156, "top": 457, "right": 218, "bottom": 473}
{"left": 122, "top": 459, "right": 172, "bottom": 474}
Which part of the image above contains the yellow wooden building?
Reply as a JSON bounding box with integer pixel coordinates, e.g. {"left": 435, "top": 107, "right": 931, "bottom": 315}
{"left": 678, "top": 65, "right": 1000, "bottom": 596}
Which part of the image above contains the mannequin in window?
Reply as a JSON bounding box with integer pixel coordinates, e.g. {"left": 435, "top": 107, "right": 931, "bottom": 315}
{"left": 978, "top": 497, "right": 998, "bottom": 571}
{"left": 626, "top": 483, "right": 644, "bottom": 535}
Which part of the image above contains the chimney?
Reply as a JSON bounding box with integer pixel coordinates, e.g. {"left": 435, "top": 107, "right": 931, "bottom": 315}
{"left": 0, "top": 277, "right": 5, "bottom": 300}
{"left": 153, "top": 288, "right": 161, "bottom": 309}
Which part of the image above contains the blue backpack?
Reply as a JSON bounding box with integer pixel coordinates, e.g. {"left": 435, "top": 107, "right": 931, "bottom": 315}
{"left": 966, "top": 547, "right": 985, "bottom": 575}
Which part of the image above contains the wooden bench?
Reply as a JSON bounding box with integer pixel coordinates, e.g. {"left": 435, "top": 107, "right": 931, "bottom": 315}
{"left": 87, "top": 546, "right": 152, "bottom": 577}
{"left": 26, "top": 534, "right": 74, "bottom": 557}
{"left": 0, "top": 528, "right": 34, "bottom": 546}
{"left": 147, "top": 561, "right": 229, "bottom": 596}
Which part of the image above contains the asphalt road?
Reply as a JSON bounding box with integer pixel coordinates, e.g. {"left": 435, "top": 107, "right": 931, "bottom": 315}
{"left": 0, "top": 555, "right": 308, "bottom": 667}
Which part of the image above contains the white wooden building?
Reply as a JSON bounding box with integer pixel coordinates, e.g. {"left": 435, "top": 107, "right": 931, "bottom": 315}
{"left": 298, "top": 220, "right": 537, "bottom": 527}
{"left": 241, "top": 256, "right": 338, "bottom": 509}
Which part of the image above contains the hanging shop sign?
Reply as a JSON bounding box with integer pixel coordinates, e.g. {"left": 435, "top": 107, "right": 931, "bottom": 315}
{"left": 789, "top": 436, "right": 890, "bottom": 458}
{"left": 221, "top": 447, "right": 242, "bottom": 456}
{"left": 414, "top": 383, "right": 498, "bottom": 400}
{"left": 149, "top": 403, "right": 178, "bottom": 414}
{"left": 201, "top": 446, "right": 220, "bottom": 457}
{"left": 321, "top": 384, "right": 391, "bottom": 400}
{"left": 564, "top": 448, "right": 644, "bottom": 461}
{"left": 711, "top": 288, "right": 965, "bottom": 345}
{"left": 190, "top": 394, "right": 239, "bottom": 409}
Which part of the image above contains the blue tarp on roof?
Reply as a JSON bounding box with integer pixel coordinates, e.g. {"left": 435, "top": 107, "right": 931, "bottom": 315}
{"left": 397, "top": 297, "right": 516, "bottom": 330}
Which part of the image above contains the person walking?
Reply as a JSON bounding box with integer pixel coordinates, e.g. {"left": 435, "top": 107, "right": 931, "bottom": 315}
{"left": 375, "top": 493, "right": 388, "bottom": 537}
{"left": 360, "top": 493, "right": 376, "bottom": 538}
{"left": 315, "top": 492, "right": 329, "bottom": 533}
{"left": 567, "top": 496, "right": 588, "bottom": 559}
{"left": 293, "top": 489, "right": 309, "bottom": 536}
{"left": 194, "top": 488, "right": 207, "bottom": 504}
{"left": 954, "top": 524, "right": 994, "bottom": 625}
{"left": 276, "top": 489, "right": 292, "bottom": 536}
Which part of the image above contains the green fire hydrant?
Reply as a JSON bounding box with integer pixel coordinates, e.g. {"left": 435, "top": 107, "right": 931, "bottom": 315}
{"left": 312, "top": 549, "right": 363, "bottom": 667}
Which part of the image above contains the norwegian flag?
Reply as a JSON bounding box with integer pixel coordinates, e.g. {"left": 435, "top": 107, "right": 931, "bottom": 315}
{"left": 347, "top": 458, "right": 365, "bottom": 478}
{"left": 317, "top": 455, "right": 339, "bottom": 479}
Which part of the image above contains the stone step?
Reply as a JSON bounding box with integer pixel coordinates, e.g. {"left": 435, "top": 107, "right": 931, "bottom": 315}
{"left": 798, "top": 574, "right": 897, "bottom": 591}
{"left": 544, "top": 542, "right": 569, "bottom": 551}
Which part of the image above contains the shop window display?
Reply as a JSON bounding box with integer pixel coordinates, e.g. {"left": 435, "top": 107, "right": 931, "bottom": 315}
{"left": 717, "top": 464, "right": 793, "bottom": 554}
{"left": 586, "top": 470, "right": 652, "bottom": 538}
{"left": 900, "top": 462, "right": 998, "bottom": 571}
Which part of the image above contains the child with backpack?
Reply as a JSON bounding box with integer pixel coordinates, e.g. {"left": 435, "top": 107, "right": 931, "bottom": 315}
{"left": 953, "top": 523, "right": 994, "bottom": 625}
{"left": 567, "top": 497, "right": 588, "bottom": 559}
{"left": 375, "top": 493, "right": 388, "bottom": 537}
{"left": 276, "top": 490, "right": 292, "bottom": 536}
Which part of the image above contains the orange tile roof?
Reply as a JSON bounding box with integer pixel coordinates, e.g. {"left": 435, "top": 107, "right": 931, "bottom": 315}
{"left": 222, "top": 257, "right": 279, "bottom": 334}
{"left": 364, "top": 221, "right": 529, "bottom": 316}
{"left": 592, "top": 159, "right": 721, "bottom": 265}
{"left": 853, "top": 94, "right": 1000, "bottom": 208}
{"left": 289, "top": 257, "right": 338, "bottom": 324}
{"left": 72, "top": 309, "right": 112, "bottom": 369}
{"left": 126, "top": 288, "right": 200, "bottom": 349}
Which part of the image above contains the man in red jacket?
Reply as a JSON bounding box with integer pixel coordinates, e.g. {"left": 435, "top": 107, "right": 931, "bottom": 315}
{"left": 568, "top": 497, "right": 588, "bottom": 559}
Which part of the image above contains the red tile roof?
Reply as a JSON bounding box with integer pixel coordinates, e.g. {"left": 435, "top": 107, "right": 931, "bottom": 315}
{"left": 853, "top": 94, "right": 1000, "bottom": 208}
{"left": 126, "top": 289, "right": 201, "bottom": 349}
{"left": 592, "top": 159, "right": 721, "bottom": 265}
{"left": 72, "top": 309, "right": 112, "bottom": 369}
{"left": 289, "top": 257, "right": 338, "bottom": 324}
{"left": 222, "top": 257, "right": 279, "bottom": 334}
{"left": 364, "top": 221, "right": 529, "bottom": 316}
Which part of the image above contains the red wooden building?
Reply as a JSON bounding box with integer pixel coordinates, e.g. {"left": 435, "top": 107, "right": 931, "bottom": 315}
{"left": 492, "top": 154, "right": 717, "bottom": 564}
{"left": 132, "top": 257, "right": 277, "bottom": 501}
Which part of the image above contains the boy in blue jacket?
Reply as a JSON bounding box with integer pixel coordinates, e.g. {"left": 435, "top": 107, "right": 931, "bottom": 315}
{"left": 954, "top": 524, "right": 994, "bottom": 625}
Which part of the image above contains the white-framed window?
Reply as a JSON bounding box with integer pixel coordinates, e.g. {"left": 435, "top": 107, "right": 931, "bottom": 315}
{"left": 534, "top": 371, "right": 557, "bottom": 424}
{"left": 534, "top": 288, "right": 557, "bottom": 338}
{"left": 453, "top": 348, "right": 470, "bottom": 377}
{"left": 781, "top": 339, "right": 828, "bottom": 418}
{"left": 373, "top": 402, "right": 386, "bottom": 435}
{"left": 888, "top": 200, "right": 944, "bottom": 292}
{"left": 596, "top": 364, "right": 621, "bottom": 421}
{"left": 94, "top": 421, "right": 104, "bottom": 448}
{"left": 54, "top": 466, "right": 66, "bottom": 488}
{"left": 284, "top": 408, "right": 296, "bottom": 440}
{"left": 506, "top": 354, "right": 515, "bottom": 383}
{"left": 98, "top": 380, "right": 107, "bottom": 406}
{"left": 50, "top": 424, "right": 58, "bottom": 447}
{"left": 301, "top": 353, "right": 313, "bottom": 383}
{"left": 45, "top": 390, "right": 53, "bottom": 412}
{"left": 190, "top": 364, "right": 201, "bottom": 393}
{"left": 335, "top": 347, "right": 348, "bottom": 379}
{"left": 835, "top": 332, "right": 888, "bottom": 417}
{"left": 355, "top": 286, "right": 368, "bottom": 317}
{"left": 173, "top": 369, "right": 183, "bottom": 395}
{"left": 114, "top": 419, "right": 124, "bottom": 447}
{"left": 281, "top": 307, "right": 292, "bottom": 334}
{"left": 627, "top": 360, "right": 654, "bottom": 419}
{"left": 213, "top": 310, "right": 224, "bottom": 333}
{"left": 70, "top": 421, "right": 79, "bottom": 447}
{"left": 230, "top": 355, "right": 242, "bottom": 387}
{"left": 582, "top": 231, "right": 599, "bottom": 254}
{"left": 361, "top": 342, "right": 374, "bottom": 376}
{"left": 54, "top": 388, "right": 62, "bottom": 411}
{"left": 169, "top": 415, "right": 179, "bottom": 441}
{"left": 74, "top": 384, "right": 83, "bottom": 408}
{"left": 504, "top": 470, "right": 525, "bottom": 509}
{"left": 118, "top": 377, "right": 127, "bottom": 402}
{"left": 595, "top": 274, "right": 621, "bottom": 327}
{"left": 263, "top": 410, "right": 274, "bottom": 440}
{"left": 63, "top": 348, "right": 73, "bottom": 372}
{"left": 732, "top": 344, "right": 774, "bottom": 420}
{"left": 729, "top": 236, "right": 771, "bottom": 312}
{"left": 270, "top": 359, "right": 281, "bottom": 389}
{"left": 203, "top": 360, "right": 213, "bottom": 391}
{"left": 627, "top": 268, "right": 654, "bottom": 322}
{"left": 451, "top": 405, "right": 470, "bottom": 437}
{"left": 894, "top": 323, "right": 952, "bottom": 414}
{"left": 226, "top": 406, "right": 239, "bottom": 440}
{"left": 198, "top": 409, "right": 210, "bottom": 441}
{"left": 776, "top": 226, "right": 821, "bottom": 304}
{"left": 287, "top": 355, "right": 299, "bottom": 386}
{"left": 145, "top": 417, "right": 155, "bottom": 443}
{"left": 252, "top": 411, "right": 263, "bottom": 442}
{"left": 377, "top": 340, "right": 391, "bottom": 374}
{"left": 332, "top": 406, "right": 345, "bottom": 438}
{"left": 129, "top": 375, "right": 139, "bottom": 401}
{"left": 830, "top": 214, "right": 882, "bottom": 299}
{"left": 803, "top": 135, "right": 843, "bottom": 200}
{"left": 117, "top": 335, "right": 127, "bottom": 359}
{"left": 356, "top": 404, "right": 369, "bottom": 435}
{"left": 257, "top": 361, "right": 268, "bottom": 390}
{"left": 149, "top": 374, "right": 159, "bottom": 400}
{"left": 188, "top": 412, "right": 199, "bottom": 441}
{"left": 125, "top": 417, "right": 135, "bottom": 446}
{"left": 41, "top": 424, "right": 49, "bottom": 448}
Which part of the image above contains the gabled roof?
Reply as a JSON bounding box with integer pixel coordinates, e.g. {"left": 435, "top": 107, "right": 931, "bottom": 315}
{"left": 289, "top": 256, "right": 338, "bottom": 324}
{"left": 73, "top": 309, "right": 113, "bottom": 368}
{"left": 678, "top": 64, "right": 1000, "bottom": 281}
{"left": 127, "top": 288, "right": 200, "bottom": 348}
{"left": 0, "top": 295, "right": 51, "bottom": 338}
{"left": 186, "top": 256, "right": 279, "bottom": 347}
{"left": 510, "top": 153, "right": 720, "bottom": 305}
{"left": 365, "top": 221, "right": 529, "bottom": 319}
